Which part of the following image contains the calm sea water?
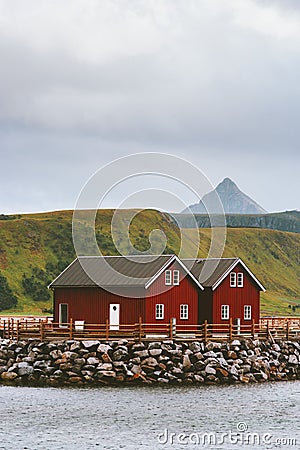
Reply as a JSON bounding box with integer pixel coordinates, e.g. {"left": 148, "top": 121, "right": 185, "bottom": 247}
{"left": 0, "top": 381, "right": 299, "bottom": 450}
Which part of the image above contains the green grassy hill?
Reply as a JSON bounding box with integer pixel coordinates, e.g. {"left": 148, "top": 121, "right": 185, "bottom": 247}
{"left": 0, "top": 209, "right": 299, "bottom": 317}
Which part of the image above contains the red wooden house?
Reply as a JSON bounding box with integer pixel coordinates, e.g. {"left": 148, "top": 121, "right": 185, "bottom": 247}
{"left": 183, "top": 257, "right": 265, "bottom": 327}
{"left": 49, "top": 255, "right": 265, "bottom": 329}
{"left": 49, "top": 255, "right": 203, "bottom": 329}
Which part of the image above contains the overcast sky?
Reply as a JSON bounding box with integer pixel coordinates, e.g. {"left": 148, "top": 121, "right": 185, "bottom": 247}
{"left": 0, "top": 0, "right": 299, "bottom": 214}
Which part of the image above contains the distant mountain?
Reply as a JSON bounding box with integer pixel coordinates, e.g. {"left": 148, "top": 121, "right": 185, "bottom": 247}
{"left": 183, "top": 178, "right": 267, "bottom": 214}
{"left": 171, "top": 210, "right": 300, "bottom": 234}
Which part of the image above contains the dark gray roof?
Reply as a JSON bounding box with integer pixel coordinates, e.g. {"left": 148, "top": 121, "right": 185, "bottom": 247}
{"left": 49, "top": 255, "right": 175, "bottom": 288}
{"left": 49, "top": 255, "right": 265, "bottom": 291}
{"left": 181, "top": 258, "right": 238, "bottom": 288}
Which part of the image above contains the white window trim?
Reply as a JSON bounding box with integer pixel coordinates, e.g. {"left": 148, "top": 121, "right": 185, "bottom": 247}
{"left": 244, "top": 305, "right": 252, "bottom": 320}
{"left": 221, "top": 304, "right": 229, "bottom": 320}
{"left": 180, "top": 304, "right": 188, "bottom": 320}
{"left": 237, "top": 272, "right": 244, "bottom": 288}
{"left": 156, "top": 303, "right": 164, "bottom": 320}
{"left": 230, "top": 272, "right": 237, "bottom": 287}
{"left": 165, "top": 270, "right": 172, "bottom": 286}
{"left": 173, "top": 270, "right": 180, "bottom": 286}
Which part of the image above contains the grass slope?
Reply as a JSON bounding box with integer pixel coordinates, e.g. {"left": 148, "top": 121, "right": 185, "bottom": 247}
{"left": 181, "top": 228, "right": 300, "bottom": 316}
{"left": 0, "top": 210, "right": 299, "bottom": 316}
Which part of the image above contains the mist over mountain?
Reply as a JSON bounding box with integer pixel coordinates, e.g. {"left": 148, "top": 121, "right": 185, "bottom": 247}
{"left": 184, "top": 178, "right": 267, "bottom": 214}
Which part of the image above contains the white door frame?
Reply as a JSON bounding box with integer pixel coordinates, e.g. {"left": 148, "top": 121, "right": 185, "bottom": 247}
{"left": 59, "top": 303, "right": 68, "bottom": 328}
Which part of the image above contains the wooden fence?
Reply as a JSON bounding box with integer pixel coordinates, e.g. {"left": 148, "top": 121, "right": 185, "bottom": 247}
{"left": 0, "top": 317, "right": 300, "bottom": 342}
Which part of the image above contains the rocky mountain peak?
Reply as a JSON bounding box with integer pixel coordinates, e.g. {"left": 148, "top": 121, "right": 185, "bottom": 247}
{"left": 183, "top": 178, "right": 267, "bottom": 215}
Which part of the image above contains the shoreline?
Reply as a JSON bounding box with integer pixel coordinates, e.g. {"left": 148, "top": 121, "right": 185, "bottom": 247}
{"left": 0, "top": 337, "right": 299, "bottom": 387}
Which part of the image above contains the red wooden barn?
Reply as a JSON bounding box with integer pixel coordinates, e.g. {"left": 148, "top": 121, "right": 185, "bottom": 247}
{"left": 49, "top": 255, "right": 265, "bottom": 328}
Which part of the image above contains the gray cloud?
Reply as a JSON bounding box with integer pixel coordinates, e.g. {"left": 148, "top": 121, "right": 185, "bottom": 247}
{"left": 0, "top": 0, "right": 299, "bottom": 214}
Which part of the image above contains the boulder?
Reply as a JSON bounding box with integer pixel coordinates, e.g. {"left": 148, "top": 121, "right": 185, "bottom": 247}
{"left": 149, "top": 348, "right": 162, "bottom": 357}
{"left": 82, "top": 341, "right": 99, "bottom": 350}
{"left": 97, "top": 343, "right": 112, "bottom": 354}
{"left": 1, "top": 371, "right": 18, "bottom": 380}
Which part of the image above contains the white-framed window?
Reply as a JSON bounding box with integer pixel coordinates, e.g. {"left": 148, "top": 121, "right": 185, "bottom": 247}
{"left": 221, "top": 305, "right": 229, "bottom": 320}
{"left": 230, "top": 272, "right": 237, "bottom": 287}
{"left": 173, "top": 270, "right": 180, "bottom": 285}
{"left": 156, "top": 304, "right": 164, "bottom": 319}
{"left": 237, "top": 273, "right": 244, "bottom": 287}
{"left": 180, "top": 304, "right": 188, "bottom": 320}
{"left": 165, "top": 270, "right": 172, "bottom": 285}
{"left": 244, "top": 305, "right": 252, "bottom": 320}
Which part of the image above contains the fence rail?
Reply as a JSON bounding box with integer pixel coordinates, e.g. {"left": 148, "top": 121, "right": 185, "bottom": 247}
{"left": 0, "top": 317, "right": 300, "bottom": 342}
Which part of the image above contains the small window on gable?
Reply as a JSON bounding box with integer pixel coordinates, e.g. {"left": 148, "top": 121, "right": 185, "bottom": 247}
{"left": 156, "top": 304, "right": 164, "bottom": 319}
{"left": 230, "top": 272, "right": 236, "bottom": 287}
{"left": 165, "top": 270, "right": 171, "bottom": 285}
{"left": 237, "top": 273, "right": 244, "bottom": 287}
{"left": 180, "top": 304, "right": 188, "bottom": 320}
{"left": 173, "top": 270, "right": 179, "bottom": 285}
{"left": 244, "top": 305, "right": 251, "bottom": 320}
{"left": 221, "top": 305, "right": 229, "bottom": 320}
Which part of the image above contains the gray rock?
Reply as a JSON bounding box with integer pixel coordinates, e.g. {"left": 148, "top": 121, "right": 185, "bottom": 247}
{"left": 183, "top": 355, "right": 192, "bottom": 368}
{"left": 131, "top": 365, "right": 141, "bottom": 374}
{"left": 189, "top": 342, "right": 201, "bottom": 353}
{"left": 96, "top": 370, "right": 116, "bottom": 379}
{"left": 230, "top": 365, "right": 240, "bottom": 377}
{"left": 141, "top": 357, "right": 158, "bottom": 367}
{"left": 205, "top": 365, "right": 216, "bottom": 375}
{"left": 288, "top": 355, "right": 298, "bottom": 365}
{"left": 157, "top": 378, "right": 169, "bottom": 383}
{"left": 97, "top": 363, "right": 113, "bottom": 371}
{"left": 205, "top": 342, "right": 215, "bottom": 351}
{"left": 97, "top": 343, "right": 112, "bottom": 354}
{"left": 193, "top": 352, "right": 204, "bottom": 360}
{"left": 61, "top": 351, "right": 78, "bottom": 360}
{"left": 87, "top": 357, "right": 100, "bottom": 366}
{"left": 18, "top": 365, "right": 34, "bottom": 376}
{"left": 113, "top": 349, "right": 128, "bottom": 361}
{"left": 49, "top": 349, "right": 62, "bottom": 359}
{"left": 74, "top": 358, "right": 86, "bottom": 366}
{"left": 82, "top": 341, "right": 99, "bottom": 350}
{"left": 70, "top": 342, "right": 81, "bottom": 352}
{"left": 33, "top": 360, "right": 48, "bottom": 369}
{"left": 149, "top": 348, "right": 162, "bottom": 357}
{"left": 148, "top": 342, "right": 161, "bottom": 350}
{"left": 203, "top": 351, "right": 217, "bottom": 359}
{"left": 131, "top": 343, "right": 146, "bottom": 351}
{"left": 193, "top": 374, "right": 205, "bottom": 383}
{"left": 53, "top": 370, "right": 64, "bottom": 377}
{"left": 133, "top": 350, "right": 149, "bottom": 358}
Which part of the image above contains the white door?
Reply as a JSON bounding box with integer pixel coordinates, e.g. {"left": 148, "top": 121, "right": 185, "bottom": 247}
{"left": 109, "top": 304, "right": 120, "bottom": 330}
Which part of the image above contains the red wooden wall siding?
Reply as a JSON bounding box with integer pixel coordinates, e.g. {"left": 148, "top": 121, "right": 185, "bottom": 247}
{"left": 54, "top": 287, "right": 145, "bottom": 324}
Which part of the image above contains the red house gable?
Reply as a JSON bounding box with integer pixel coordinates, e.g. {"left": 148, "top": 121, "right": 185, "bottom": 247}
{"left": 146, "top": 259, "right": 200, "bottom": 326}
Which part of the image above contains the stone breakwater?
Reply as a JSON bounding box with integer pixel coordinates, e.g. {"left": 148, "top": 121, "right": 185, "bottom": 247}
{"left": 0, "top": 338, "right": 299, "bottom": 386}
